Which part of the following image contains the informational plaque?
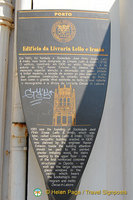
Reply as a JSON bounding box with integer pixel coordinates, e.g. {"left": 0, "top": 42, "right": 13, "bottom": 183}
{"left": 17, "top": 10, "right": 110, "bottom": 200}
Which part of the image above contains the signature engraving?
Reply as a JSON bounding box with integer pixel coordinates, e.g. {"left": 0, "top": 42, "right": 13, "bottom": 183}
{"left": 23, "top": 88, "right": 54, "bottom": 106}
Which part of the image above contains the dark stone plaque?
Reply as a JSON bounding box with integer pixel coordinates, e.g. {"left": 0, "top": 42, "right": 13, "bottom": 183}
{"left": 17, "top": 10, "right": 110, "bottom": 200}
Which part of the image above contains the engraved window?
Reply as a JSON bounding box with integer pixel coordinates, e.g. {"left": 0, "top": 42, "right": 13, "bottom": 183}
{"left": 64, "top": 98, "right": 66, "bottom": 106}
{"left": 57, "top": 116, "right": 61, "bottom": 124}
{"left": 62, "top": 116, "right": 66, "bottom": 124}
{"left": 60, "top": 98, "right": 62, "bottom": 106}
{"left": 68, "top": 116, "right": 72, "bottom": 124}
{"left": 67, "top": 98, "right": 70, "bottom": 106}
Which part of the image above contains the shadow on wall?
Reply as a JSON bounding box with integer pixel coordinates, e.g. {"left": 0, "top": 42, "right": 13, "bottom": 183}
{"left": 45, "top": 25, "right": 111, "bottom": 200}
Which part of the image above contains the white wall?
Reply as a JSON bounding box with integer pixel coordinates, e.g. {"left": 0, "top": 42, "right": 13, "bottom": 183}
{"left": 33, "top": 0, "right": 116, "bottom": 11}
{"left": 120, "top": 0, "right": 133, "bottom": 199}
